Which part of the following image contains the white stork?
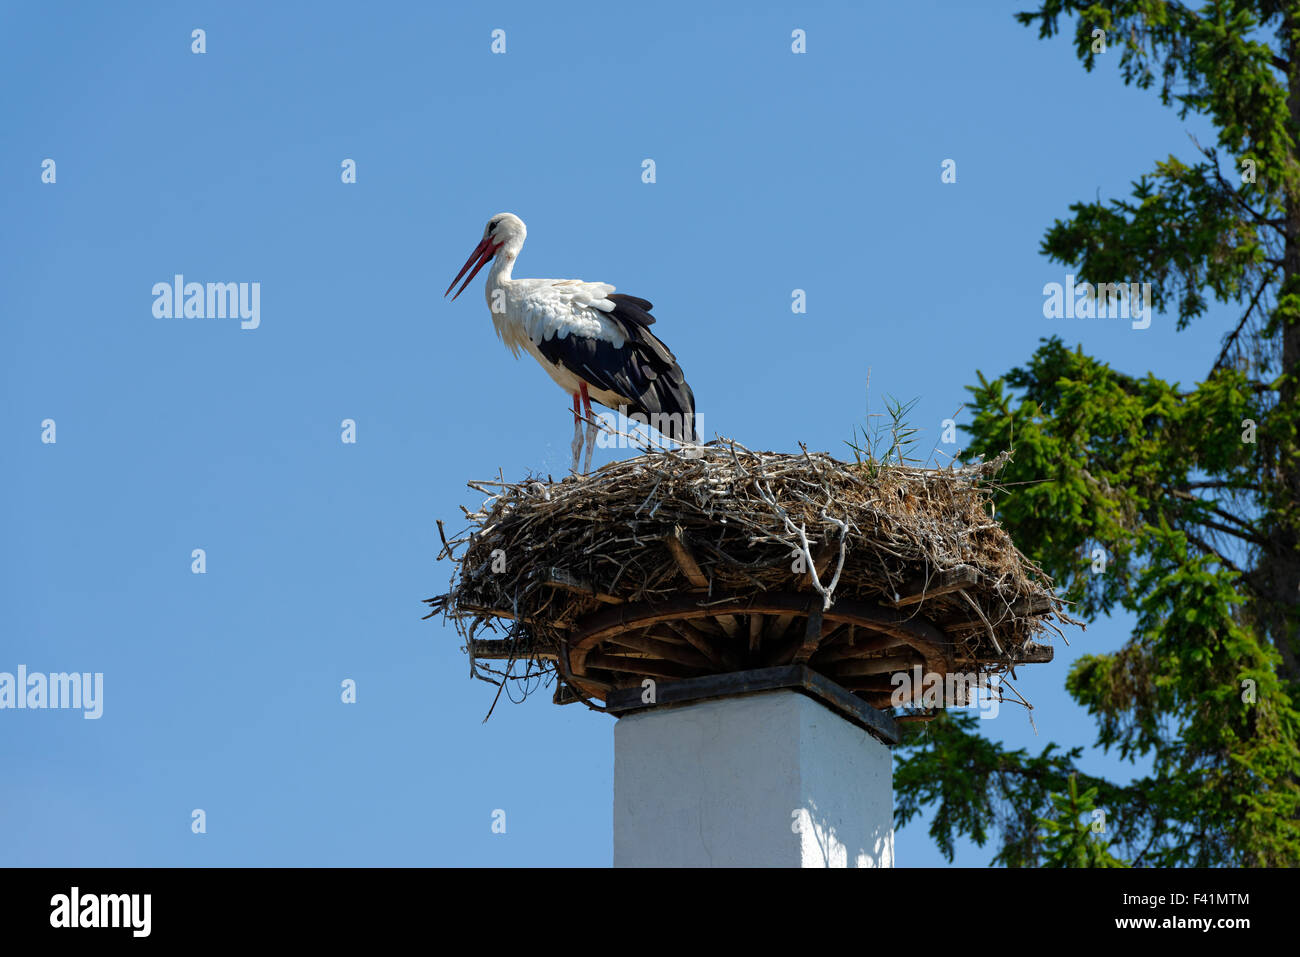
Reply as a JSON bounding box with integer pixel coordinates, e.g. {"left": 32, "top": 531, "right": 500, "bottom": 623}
{"left": 444, "top": 212, "right": 698, "bottom": 474}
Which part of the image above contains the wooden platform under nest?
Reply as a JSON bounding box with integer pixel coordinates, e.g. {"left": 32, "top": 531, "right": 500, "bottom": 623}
{"left": 426, "top": 438, "right": 1076, "bottom": 720}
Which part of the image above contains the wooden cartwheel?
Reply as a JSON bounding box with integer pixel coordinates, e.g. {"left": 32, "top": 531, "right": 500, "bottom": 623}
{"left": 554, "top": 590, "right": 959, "bottom": 712}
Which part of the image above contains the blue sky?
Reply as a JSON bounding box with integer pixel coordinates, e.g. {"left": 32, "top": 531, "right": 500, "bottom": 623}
{"left": 1, "top": 1, "right": 1233, "bottom": 866}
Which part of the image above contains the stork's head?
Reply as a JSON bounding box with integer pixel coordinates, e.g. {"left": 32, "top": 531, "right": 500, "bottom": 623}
{"left": 445, "top": 212, "right": 526, "bottom": 300}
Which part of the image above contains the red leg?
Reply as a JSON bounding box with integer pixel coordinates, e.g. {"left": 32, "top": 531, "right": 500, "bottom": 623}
{"left": 579, "top": 382, "right": 597, "bottom": 474}
{"left": 570, "top": 391, "right": 583, "bottom": 474}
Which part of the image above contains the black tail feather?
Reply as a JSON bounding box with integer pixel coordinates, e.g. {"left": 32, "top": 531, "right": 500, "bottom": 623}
{"left": 607, "top": 295, "right": 697, "bottom": 443}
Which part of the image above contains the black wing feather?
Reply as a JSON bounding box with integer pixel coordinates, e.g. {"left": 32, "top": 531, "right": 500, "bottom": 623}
{"left": 535, "top": 294, "right": 697, "bottom": 442}
{"left": 608, "top": 293, "right": 655, "bottom": 321}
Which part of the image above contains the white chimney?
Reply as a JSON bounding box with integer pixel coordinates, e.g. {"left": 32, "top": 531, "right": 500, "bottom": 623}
{"left": 611, "top": 670, "right": 897, "bottom": 867}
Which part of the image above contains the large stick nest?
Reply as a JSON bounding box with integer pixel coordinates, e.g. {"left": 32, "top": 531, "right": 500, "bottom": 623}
{"left": 426, "top": 438, "right": 1077, "bottom": 716}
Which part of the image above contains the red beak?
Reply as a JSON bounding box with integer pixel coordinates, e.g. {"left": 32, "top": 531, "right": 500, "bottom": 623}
{"left": 445, "top": 237, "right": 500, "bottom": 301}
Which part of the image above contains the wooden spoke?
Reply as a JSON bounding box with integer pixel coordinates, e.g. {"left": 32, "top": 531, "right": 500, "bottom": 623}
{"left": 585, "top": 652, "right": 700, "bottom": 680}
{"left": 714, "top": 614, "right": 741, "bottom": 639}
{"left": 664, "top": 620, "right": 739, "bottom": 670}
{"left": 810, "top": 630, "right": 897, "bottom": 665}
{"left": 823, "top": 653, "right": 919, "bottom": 678}
{"left": 605, "top": 629, "right": 714, "bottom": 670}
